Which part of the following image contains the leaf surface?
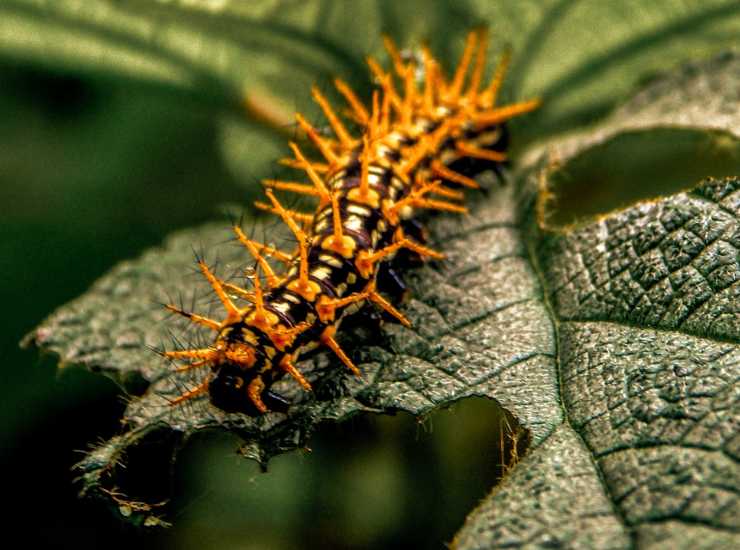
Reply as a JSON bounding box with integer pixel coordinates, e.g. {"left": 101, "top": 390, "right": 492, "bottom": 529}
{"left": 454, "top": 54, "right": 740, "bottom": 549}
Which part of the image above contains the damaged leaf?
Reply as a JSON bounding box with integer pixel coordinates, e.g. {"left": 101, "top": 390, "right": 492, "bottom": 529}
{"left": 16, "top": 2, "right": 740, "bottom": 547}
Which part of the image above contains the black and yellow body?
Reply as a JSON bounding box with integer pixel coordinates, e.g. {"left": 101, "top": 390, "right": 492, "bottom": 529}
{"left": 164, "top": 29, "right": 539, "bottom": 414}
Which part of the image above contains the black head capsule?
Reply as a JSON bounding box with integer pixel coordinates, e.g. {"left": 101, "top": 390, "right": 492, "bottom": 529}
{"left": 208, "top": 369, "right": 252, "bottom": 414}
{"left": 208, "top": 363, "right": 291, "bottom": 415}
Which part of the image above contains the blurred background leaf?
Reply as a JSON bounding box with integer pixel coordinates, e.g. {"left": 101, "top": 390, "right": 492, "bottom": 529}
{"left": 3, "top": 0, "right": 739, "bottom": 548}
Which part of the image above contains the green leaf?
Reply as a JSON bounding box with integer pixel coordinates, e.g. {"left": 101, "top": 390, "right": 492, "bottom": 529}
{"left": 455, "top": 173, "right": 740, "bottom": 548}
{"left": 0, "top": 0, "right": 368, "bottom": 103}
{"left": 453, "top": 55, "right": 740, "bottom": 548}
{"left": 498, "top": 0, "right": 740, "bottom": 138}
{"left": 528, "top": 49, "right": 740, "bottom": 227}
{"left": 17, "top": 1, "right": 740, "bottom": 546}
{"left": 4, "top": 0, "right": 737, "bottom": 187}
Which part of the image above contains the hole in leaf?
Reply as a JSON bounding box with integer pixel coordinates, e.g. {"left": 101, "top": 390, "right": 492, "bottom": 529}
{"left": 157, "top": 398, "right": 529, "bottom": 548}
{"left": 546, "top": 128, "right": 740, "bottom": 228}
{"left": 105, "top": 427, "right": 183, "bottom": 512}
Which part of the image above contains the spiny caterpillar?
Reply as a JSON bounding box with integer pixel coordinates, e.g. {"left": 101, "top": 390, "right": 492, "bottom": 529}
{"left": 163, "top": 29, "right": 539, "bottom": 415}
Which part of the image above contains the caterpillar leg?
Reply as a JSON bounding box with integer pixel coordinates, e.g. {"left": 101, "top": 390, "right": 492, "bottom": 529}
{"left": 376, "top": 263, "right": 409, "bottom": 302}
{"left": 262, "top": 390, "right": 291, "bottom": 414}
{"left": 247, "top": 377, "right": 268, "bottom": 414}
{"left": 321, "top": 326, "right": 361, "bottom": 376}
{"left": 280, "top": 356, "right": 313, "bottom": 391}
{"left": 401, "top": 218, "right": 428, "bottom": 244}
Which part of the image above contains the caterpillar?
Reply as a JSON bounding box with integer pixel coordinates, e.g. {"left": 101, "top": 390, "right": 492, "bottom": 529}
{"left": 163, "top": 29, "right": 539, "bottom": 415}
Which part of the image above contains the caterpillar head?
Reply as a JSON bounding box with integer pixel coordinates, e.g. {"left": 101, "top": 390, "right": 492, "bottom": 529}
{"left": 208, "top": 362, "right": 290, "bottom": 415}
{"left": 202, "top": 327, "right": 290, "bottom": 415}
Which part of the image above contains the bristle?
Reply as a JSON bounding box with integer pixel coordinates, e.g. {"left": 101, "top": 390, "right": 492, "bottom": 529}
{"left": 355, "top": 236, "right": 444, "bottom": 278}
{"left": 421, "top": 46, "right": 438, "bottom": 113}
{"left": 446, "top": 30, "right": 477, "bottom": 101}
{"left": 367, "top": 57, "right": 401, "bottom": 113}
{"left": 311, "top": 86, "right": 354, "bottom": 147}
{"left": 466, "top": 28, "right": 489, "bottom": 103}
{"left": 266, "top": 190, "right": 320, "bottom": 302}
{"left": 360, "top": 135, "right": 371, "bottom": 197}
{"left": 380, "top": 79, "right": 392, "bottom": 134}
{"left": 254, "top": 200, "right": 315, "bottom": 225}
{"left": 322, "top": 188, "right": 356, "bottom": 258}
{"left": 401, "top": 63, "right": 415, "bottom": 126}
{"left": 279, "top": 156, "right": 329, "bottom": 174}
{"left": 295, "top": 113, "right": 338, "bottom": 165}
{"left": 480, "top": 47, "right": 512, "bottom": 107}
{"left": 382, "top": 34, "right": 406, "bottom": 77}
{"left": 170, "top": 379, "right": 210, "bottom": 405}
{"left": 390, "top": 179, "right": 469, "bottom": 219}
{"left": 334, "top": 78, "right": 369, "bottom": 124}
{"left": 165, "top": 304, "right": 221, "bottom": 331}
{"left": 430, "top": 160, "right": 480, "bottom": 189}
{"left": 175, "top": 360, "right": 209, "bottom": 373}
{"left": 473, "top": 98, "right": 541, "bottom": 127}
{"left": 289, "top": 142, "right": 331, "bottom": 204}
{"left": 198, "top": 261, "right": 241, "bottom": 321}
{"left": 262, "top": 179, "right": 322, "bottom": 198}
{"left": 165, "top": 348, "right": 219, "bottom": 362}
{"left": 369, "top": 90, "right": 380, "bottom": 139}
{"left": 221, "top": 280, "right": 256, "bottom": 302}
{"left": 233, "top": 226, "right": 281, "bottom": 288}
{"left": 265, "top": 190, "right": 308, "bottom": 286}
{"left": 456, "top": 141, "right": 508, "bottom": 162}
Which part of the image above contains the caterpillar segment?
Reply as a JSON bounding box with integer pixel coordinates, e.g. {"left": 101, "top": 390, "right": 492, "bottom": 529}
{"left": 164, "top": 29, "right": 539, "bottom": 415}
